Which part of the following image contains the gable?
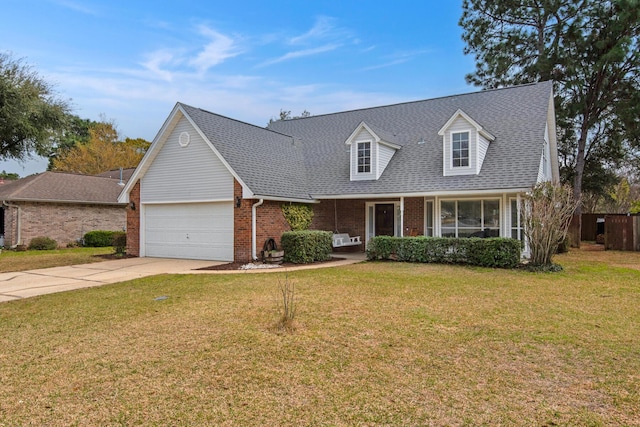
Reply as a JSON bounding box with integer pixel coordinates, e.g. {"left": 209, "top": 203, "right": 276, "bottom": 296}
{"left": 141, "top": 115, "right": 234, "bottom": 203}
{"left": 439, "top": 111, "right": 494, "bottom": 177}
{"left": 346, "top": 122, "right": 399, "bottom": 181}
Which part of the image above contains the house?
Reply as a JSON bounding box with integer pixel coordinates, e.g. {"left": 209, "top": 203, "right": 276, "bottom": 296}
{"left": 118, "top": 81, "right": 559, "bottom": 262}
{"left": 1, "top": 171, "right": 130, "bottom": 248}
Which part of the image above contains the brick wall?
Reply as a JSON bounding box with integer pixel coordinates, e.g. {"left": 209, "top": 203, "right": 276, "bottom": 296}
{"left": 3, "top": 201, "right": 125, "bottom": 248}
{"left": 233, "top": 180, "right": 253, "bottom": 262}
{"left": 403, "top": 197, "right": 425, "bottom": 235}
{"left": 126, "top": 181, "right": 141, "bottom": 256}
{"left": 234, "top": 179, "right": 293, "bottom": 262}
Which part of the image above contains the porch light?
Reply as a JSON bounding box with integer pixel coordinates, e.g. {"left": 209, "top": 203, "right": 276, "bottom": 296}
{"left": 130, "top": 201, "right": 136, "bottom": 210}
{"left": 236, "top": 197, "right": 242, "bottom": 208}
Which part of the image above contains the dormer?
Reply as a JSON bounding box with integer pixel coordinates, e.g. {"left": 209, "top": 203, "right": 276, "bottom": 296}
{"left": 438, "top": 109, "right": 495, "bottom": 176}
{"left": 345, "top": 122, "right": 401, "bottom": 181}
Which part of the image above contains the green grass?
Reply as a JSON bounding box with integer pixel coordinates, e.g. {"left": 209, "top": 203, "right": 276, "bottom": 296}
{"left": 0, "top": 248, "right": 639, "bottom": 426}
{"left": 0, "top": 247, "right": 113, "bottom": 273}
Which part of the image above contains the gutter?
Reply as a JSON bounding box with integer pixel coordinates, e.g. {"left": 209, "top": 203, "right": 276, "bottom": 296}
{"left": 2, "top": 200, "right": 21, "bottom": 248}
{"left": 251, "top": 199, "right": 264, "bottom": 260}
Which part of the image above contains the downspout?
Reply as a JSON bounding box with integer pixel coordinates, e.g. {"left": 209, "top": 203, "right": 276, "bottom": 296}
{"left": 251, "top": 199, "right": 264, "bottom": 261}
{"left": 400, "top": 196, "right": 404, "bottom": 237}
{"left": 2, "top": 200, "right": 21, "bottom": 249}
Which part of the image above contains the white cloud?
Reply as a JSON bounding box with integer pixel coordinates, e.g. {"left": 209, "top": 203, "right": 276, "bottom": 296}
{"left": 189, "top": 25, "right": 241, "bottom": 74}
{"left": 289, "top": 16, "right": 336, "bottom": 45}
{"left": 50, "top": 0, "right": 98, "bottom": 15}
{"left": 140, "top": 50, "right": 181, "bottom": 81}
{"left": 259, "top": 44, "right": 340, "bottom": 67}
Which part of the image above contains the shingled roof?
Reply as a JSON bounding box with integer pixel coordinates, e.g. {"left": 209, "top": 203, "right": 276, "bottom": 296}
{"left": 0, "top": 172, "right": 126, "bottom": 205}
{"left": 267, "top": 81, "right": 553, "bottom": 198}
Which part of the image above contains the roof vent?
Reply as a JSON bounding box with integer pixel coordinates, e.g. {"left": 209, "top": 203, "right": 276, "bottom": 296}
{"left": 179, "top": 132, "right": 190, "bottom": 147}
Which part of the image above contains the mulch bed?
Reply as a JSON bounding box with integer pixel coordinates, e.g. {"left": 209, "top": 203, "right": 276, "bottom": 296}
{"left": 197, "top": 257, "right": 346, "bottom": 271}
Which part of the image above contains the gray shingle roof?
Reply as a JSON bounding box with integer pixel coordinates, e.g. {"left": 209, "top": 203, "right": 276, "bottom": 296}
{"left": 178, "top": 81, "right": 552, "bottom": 200}
{"left": 0, "top": 172, "right": 126, "bottom": 204}
{"left": 268, "top": 81, "right": 553, "bottom": 197}
{"left": 179, "top": 104, "right": 312, "bottom": 200}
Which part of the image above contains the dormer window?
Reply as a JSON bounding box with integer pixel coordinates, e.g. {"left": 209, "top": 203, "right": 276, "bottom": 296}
{"left": 452, "top": 132, "right": 469, "bottom": 167}
{"left": 345, "top": 122, "right": 401, "bottom": 181}
{"left": 357, "top": 141, "right": 371, "bottom": 173}
{"left": 438, "top": 109, "right": 495, "bottom": 176}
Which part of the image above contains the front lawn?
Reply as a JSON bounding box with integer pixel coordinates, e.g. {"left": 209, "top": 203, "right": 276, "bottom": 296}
{"left": 0, "top": 247, "right": 113, "bottom": 273}
{"left": 1, "top": 248, "right": 638, "bottom": 425}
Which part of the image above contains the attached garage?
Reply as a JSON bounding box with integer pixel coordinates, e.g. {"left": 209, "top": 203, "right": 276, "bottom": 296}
{"left": 144, "top": 202, "right": 233, "bottom": 261}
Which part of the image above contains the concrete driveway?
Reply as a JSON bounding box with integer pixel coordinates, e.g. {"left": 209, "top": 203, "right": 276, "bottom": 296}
{"left": 0, "top": 257, "right": 220, "bottom": 303}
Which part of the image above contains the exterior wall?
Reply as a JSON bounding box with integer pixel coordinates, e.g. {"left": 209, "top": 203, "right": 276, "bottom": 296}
{"left": 126, "top": 181, "right": 141, "bottom": 256}
{"left": 377, "top": 144, "right": 396, "bottom": 179}
{"left": 141, "top": 116, "right": 234, "bottom": 203}
{"left": 3, "top": 201, "right": 125, "bottom": 248}
{"left": 403, "top": 197, "right": 425, "bottom": 235}
{"left": 233, "top": 179, "right": 294, "bottom": 262}
{"left": 234, "top": 179, "right": 253, "bottom": 262}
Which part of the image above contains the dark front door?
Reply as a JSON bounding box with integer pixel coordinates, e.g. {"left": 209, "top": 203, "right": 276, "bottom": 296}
{"left": 375, "top": 204, "right": 395, "bottom": 236}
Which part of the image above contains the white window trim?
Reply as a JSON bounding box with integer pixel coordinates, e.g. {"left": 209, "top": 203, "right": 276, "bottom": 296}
{"left": 355, "top": 140, "right": 373, "bottom": 176}
{"left": 450, "top": 131, "right": 472, "bottom": 170}
{"left": 438, "top": 197, "right": 502, "bottom": 238}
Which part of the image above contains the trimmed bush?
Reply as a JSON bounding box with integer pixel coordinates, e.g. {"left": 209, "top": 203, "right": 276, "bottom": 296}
{"left": 281, "top": 230, "right": 332, "bottom": 264}
{"left": 84, "top": 230, "right": 117, "bottom": 247}
{"left": 281, "top": 204, "right": 314, "bottom": 231}
{"left": 28, "top": 236, "right": 58, "bottom": 250}
{"left": 367, "top": 236, "right": 521, "bottom": 268}
{"left": 113, "top": 231, "right": 127, "bottom": 255}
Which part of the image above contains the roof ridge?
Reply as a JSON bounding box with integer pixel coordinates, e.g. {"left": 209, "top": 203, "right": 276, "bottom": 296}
{"left": 178, "top": 102, "right": 297, "bottom": 140}
{"left": 271, "top": 81, "right": 550, "bottom": 123}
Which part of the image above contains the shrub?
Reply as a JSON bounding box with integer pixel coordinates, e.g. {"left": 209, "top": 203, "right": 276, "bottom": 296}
{"left": 281, "top": 204, "right": 314, "bottom": 231}
{"left": 84, "top": 230, "right": 116, "bottom": 247}
{"left": 113, "top": 231, "right": 127, "bottom": 255}
{"left": 366, "top": 236, "right": 521, "bottom": 268}
{"left": 281, "top": 230, "right": 332, "bottom": 264}
{"left": 28, "top": 236, "right": 58, "bottom": 250}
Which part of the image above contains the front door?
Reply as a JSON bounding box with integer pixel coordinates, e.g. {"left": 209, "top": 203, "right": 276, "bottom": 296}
{"left": 375, "top": 203, "right": 395, "bottom": 236}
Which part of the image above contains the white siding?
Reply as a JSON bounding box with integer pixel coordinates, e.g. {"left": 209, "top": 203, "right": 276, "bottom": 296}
{"left": 141, "top": 117, "right": 233, "bottom": 203}
{"left": 350, "top": 128, "right": 377, "bottom": 181}
{"left": 477, "top": 134, "right": 490, "bottom": 173}
{"left": 377, "top": 144, "right": 395, "bottom": 179}
{"left": 442, "top": 116, "right": 478, "bottom": 176}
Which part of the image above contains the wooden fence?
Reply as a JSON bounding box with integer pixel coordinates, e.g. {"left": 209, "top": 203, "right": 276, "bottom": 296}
{"left": 604, "top": 214, "right": 640, "bottom": 251}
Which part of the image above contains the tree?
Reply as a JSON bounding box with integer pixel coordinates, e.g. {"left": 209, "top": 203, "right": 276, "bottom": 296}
{"left": 268, "top": 109, "right": 311, "bottom": 125}
{"left": 51, "top": 121, "right": 150, "bottom": 175}
{"left": 0, "top": 170, "right": 19, "bottom": 180}
{"left": 460, "top": 0, "right": 640, "bottom": 244}
{"left": 523, "top": 182, "right": 579, "bottom": 268}
{"left": 0, "top": 52, "right": 70, "bottom": 161}
{"left": 46, "top": 114, "right": 96, "bottom": 170}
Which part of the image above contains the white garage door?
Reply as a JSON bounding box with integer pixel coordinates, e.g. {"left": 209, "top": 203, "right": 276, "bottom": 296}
{"left": 144, "top": 202, "right": 233, "bottom": 261}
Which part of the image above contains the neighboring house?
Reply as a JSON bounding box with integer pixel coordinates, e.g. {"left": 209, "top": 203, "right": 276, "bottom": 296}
{"left": 119, "top": 81, "right": 559, "bottom": 262}
{"left": 1, "top": 172, "right": 129, "bottom": 248}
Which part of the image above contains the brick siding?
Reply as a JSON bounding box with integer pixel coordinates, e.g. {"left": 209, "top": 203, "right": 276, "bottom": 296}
{"left": 2, "top": 201, "right": 125, "bottom": 248}
{"left": 126, "top": 181, "right": 141, "bottom": 256}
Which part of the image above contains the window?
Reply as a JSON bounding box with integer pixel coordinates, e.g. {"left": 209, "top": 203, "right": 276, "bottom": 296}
{"left": 452, "top": 132, "right": 469, "bottom": 167}
{"left": 440, "top": 199, "right": 500, "bottom": 238}
{"left": 357, "top": 141, "right": 371, "bottom": 173}
{"left": 425, "top": 200, "right": 434, "bottom": 237}
{"left": 510, "top": 199, "right": 524, "bottom": 240}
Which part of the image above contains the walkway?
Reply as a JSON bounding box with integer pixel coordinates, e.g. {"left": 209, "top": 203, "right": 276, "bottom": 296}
{"left": 0, "top": 253, "right": 365, "bottom": 303}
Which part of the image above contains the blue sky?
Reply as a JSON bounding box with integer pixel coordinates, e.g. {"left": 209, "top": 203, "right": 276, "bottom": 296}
{"left": 1, "top": 0, "right": 475, "bottom": 176}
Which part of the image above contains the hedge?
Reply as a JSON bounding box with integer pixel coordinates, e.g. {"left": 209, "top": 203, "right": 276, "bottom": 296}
{"left": 366, "top": 236, "right": 521, "bottom": 268}
{"left": 83, "top": 230, "right": 118, "bottom": 247}
{"left": 281, "top": 230, "right": 332, "bottom": 264}
{"left": 28, "top": 236, "right": 58, "bottom": 250}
